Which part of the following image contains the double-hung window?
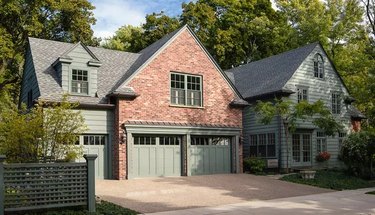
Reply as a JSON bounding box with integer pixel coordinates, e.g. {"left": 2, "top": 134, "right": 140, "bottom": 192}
{"left": 297, "top": 87, "right": 308, "bottom": 103}
{"left": 71, "top": 69, "right": 88, "bottom": 94}
{"left": 171, "top": 72, "right": 202, "bottom": 107}
{"left": 332, "top": 92, "right": 341, "bottom": 114}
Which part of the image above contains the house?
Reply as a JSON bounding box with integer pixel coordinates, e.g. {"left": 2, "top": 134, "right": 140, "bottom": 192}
{"left": 226, "top": 42, "right": 365, "bottom": 170}
{"left": 19, "top": 25, "right": 247, "bottom": 179}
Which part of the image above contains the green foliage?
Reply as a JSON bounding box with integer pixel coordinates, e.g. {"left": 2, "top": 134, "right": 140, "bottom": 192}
{"left": 340, "top": 131, "right": 375, "bottom": 179}
{"left": 276, "top": 0, "right": 375, "bottom": 128}
{"left": 0, "top": 95, "right": 87, "bottom": 163}
{"left": 181, "top": 0, "right": 294, "bottom": 69}
{"left": 103, "top": 12, "right": 180, "bottom": 52}
{"left": 243, "top": 157, "right": 266, "bottom": 174}
{"left": 0, "top": 0, "right": 97, "bottom": 104}
{"left": 281, "top": 169, "right": 375, "bottom": 190}
{"left": 255, "top": 99, "right": 343, "bottom": 135}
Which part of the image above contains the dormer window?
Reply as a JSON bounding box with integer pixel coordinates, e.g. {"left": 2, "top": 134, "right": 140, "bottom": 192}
{"left": 71, "top": 69, "right": 88, "bottom": 94}
{"left": 313, "top": 53, "right": 324, "bottom": 79}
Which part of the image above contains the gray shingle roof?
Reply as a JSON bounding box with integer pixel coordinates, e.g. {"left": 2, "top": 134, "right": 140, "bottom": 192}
{"left": 112, "top": 27, "right": 183, "bottom": 93}
{"left": 29, "top": 37, "right": 141, "bottom": 104}
{"left": 226, "top": 42, "right": 319, "bottom": 100}
{"left": 28, "top": 27, "right": 185, "bottom": 105}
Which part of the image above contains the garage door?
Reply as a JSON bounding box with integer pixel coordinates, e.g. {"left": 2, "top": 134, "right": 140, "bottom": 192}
{"left": 78, "top": 134, "right": 108, "bottom": 179}
{"left": 131, "top": 135, "right": 181, "bottom": 178}
{"left": 189, "top": 136, "right": 231, "bottom": 175}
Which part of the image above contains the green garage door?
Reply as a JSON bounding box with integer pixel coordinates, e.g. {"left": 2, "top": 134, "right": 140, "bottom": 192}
{"left": 131, "top": 135, "right": 181, "bottom": 178}
{"left": 78, "top": 134, "right": 109, "bottom": 179}
{"left": 189, "top": 136, "right": 231, "bottom": 175}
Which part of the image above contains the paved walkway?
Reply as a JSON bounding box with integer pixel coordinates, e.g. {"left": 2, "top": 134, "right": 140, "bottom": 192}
{"left": 147, "top": 188, "right": 375, "bottom": 215}
{"left": 96, "top": 174, "right": 331, "bottom": 213}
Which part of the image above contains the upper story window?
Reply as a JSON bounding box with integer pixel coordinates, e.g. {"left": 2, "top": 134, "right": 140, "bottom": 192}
{"left": 297, "top": 87, "right": 308, "bottom": 103}
{"left": 170, "top": 72, "right": 202, "bottom": 107}
{"left": 313, "top": 53, "right": 324, "bottom": 79}
{"left": 332, "top": 92, "right": 341, "bottom": 114}
{"left": 71, "top": 69, "right": 88, "bottom": 94}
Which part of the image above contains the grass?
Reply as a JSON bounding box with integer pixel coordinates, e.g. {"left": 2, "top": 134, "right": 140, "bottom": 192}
{"left": 280, "top": 169, "right": 375, "bottom": 190}
{"left": 20, "top": 200, "right": 138, "bottom": 215}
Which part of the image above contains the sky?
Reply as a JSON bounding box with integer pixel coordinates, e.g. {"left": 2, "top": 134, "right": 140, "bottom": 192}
{"left": 90, "top": 0, "right": 193, "bottom": 38}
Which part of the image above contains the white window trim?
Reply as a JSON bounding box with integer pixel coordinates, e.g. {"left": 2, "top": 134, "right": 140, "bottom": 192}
{"left": 70, "top": 68, "right": 90, "bottom": 96}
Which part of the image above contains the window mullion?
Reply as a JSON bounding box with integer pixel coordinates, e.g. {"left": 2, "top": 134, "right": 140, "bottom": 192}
{"left": 184, "top": 74, "right": 188, "bottom": 105}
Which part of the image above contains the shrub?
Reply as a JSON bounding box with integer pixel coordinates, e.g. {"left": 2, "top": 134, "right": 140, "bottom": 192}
{"left": 316, "top": 151, "right": 331, "bottom": 162}
{"left": 243, "top": 157, "right": 266, "bottom": 174}
{"left": 340, "top": 131, "right": 375, "bottom": 179}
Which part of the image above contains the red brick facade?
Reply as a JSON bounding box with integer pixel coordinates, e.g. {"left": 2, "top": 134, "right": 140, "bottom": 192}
{"left": 113, "top": 29, "right": 243, "bottom": 179}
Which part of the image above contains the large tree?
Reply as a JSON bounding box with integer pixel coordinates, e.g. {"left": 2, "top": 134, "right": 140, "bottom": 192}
{"left": 104, "top": 0, "right": 294, "bottom": 69}
{"left": 180, "top": 0, "right": 295, "bottom": 69}
{"left": 276, "top": 0, "right": 375, "bottom": 127}
{"left": 0, "top": 0, "right": 97, "bottom": 105}
{"left": 103, "top": 12, "right": 180, "bottom": 52}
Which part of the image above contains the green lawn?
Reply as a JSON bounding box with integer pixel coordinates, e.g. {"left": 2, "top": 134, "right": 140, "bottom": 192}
{"left": 281, "top": 169, "right": 375, "bottom": 190}
{"left": 22, "top": 200, "right": 138, "bottom": 215}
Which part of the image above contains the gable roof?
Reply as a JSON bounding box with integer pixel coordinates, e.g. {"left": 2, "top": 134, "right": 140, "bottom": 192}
{"left": 28, "top": 37, "right": 140, "bottom": 104}
{"left": 27, "top": 25, "right": 244, "bottom": 106}
{"left": 225, "top": 42, "right": 318, "bottom": 100}
{"left": 114, "top": 25, "right": 243, "bottom": 100}
{"left": 112, "top": 27, "right": 183, "bottom": 94}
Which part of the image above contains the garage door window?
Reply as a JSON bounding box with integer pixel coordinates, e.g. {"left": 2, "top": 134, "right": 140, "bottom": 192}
{"left": 133, "top": 136, "right": 156, "bottom": 145}
{"left": 82, "top": 135, "right": 106, "bottom": 145}
{"left": 159, "top": 136, "right": 181, "bottom": 145}
{"left": 191, "top": 136, "right": 231, "bottom": 146}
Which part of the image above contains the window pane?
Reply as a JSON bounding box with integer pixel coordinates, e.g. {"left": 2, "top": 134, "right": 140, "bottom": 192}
{"left": 267, "top": 133, "right": 276, "bottom": 157}
{"left": 292, "top": 134, "right": 300, "bottom": 162}
{"left": 249, "top": 135, "right": 258, "bottom": 157}
{"left": 171, "top": 73, "right": 202, "bottom": 107}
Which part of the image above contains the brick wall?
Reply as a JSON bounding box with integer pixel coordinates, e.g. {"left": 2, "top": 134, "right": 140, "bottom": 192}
{"left": 113, "top": 29, "right": 243, "bottom": 179}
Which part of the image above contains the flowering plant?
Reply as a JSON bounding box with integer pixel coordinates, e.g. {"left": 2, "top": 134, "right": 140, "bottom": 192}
{"left": 316, "top": 151, "right": 331, "bottom": 162}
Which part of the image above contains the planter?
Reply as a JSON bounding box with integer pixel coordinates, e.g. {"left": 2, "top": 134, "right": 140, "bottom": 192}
{"left": 300, "top": 170, "right": 316, "bottom": 179}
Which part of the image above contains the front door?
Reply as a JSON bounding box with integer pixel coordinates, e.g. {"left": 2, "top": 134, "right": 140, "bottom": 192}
{"left": 292, "top": 133, "right": 312, "bottom": 167}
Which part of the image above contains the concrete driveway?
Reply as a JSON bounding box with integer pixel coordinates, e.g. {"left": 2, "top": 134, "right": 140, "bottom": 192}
{"left": 147, "top": 188, "right": 375, "bottom": 215}
{"left": 96, "top": 174, "right": 331, "bottom": 213}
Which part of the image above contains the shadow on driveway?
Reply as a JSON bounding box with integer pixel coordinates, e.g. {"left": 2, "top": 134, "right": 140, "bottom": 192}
{"left": 96, "top": 174, "right": 332, "bottom": 213}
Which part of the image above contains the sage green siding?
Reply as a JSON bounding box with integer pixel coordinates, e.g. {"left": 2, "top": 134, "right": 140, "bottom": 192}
{"left": 242, "top": 105, "right": 280, "bottom": 159}
{"left": 63, "top": 44, "right": 98, "bottom": 96}
{"left": 19, "top": 48, "right": 40, "bottom": 106}
{"left": 78, "top": 109, "right": 114, "bottom": 179}
{"left": 282, "top": 44, "right": 351, "bottom": 168}
{"left": 243, "top": 44, "right": 351, "bottom": 169}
